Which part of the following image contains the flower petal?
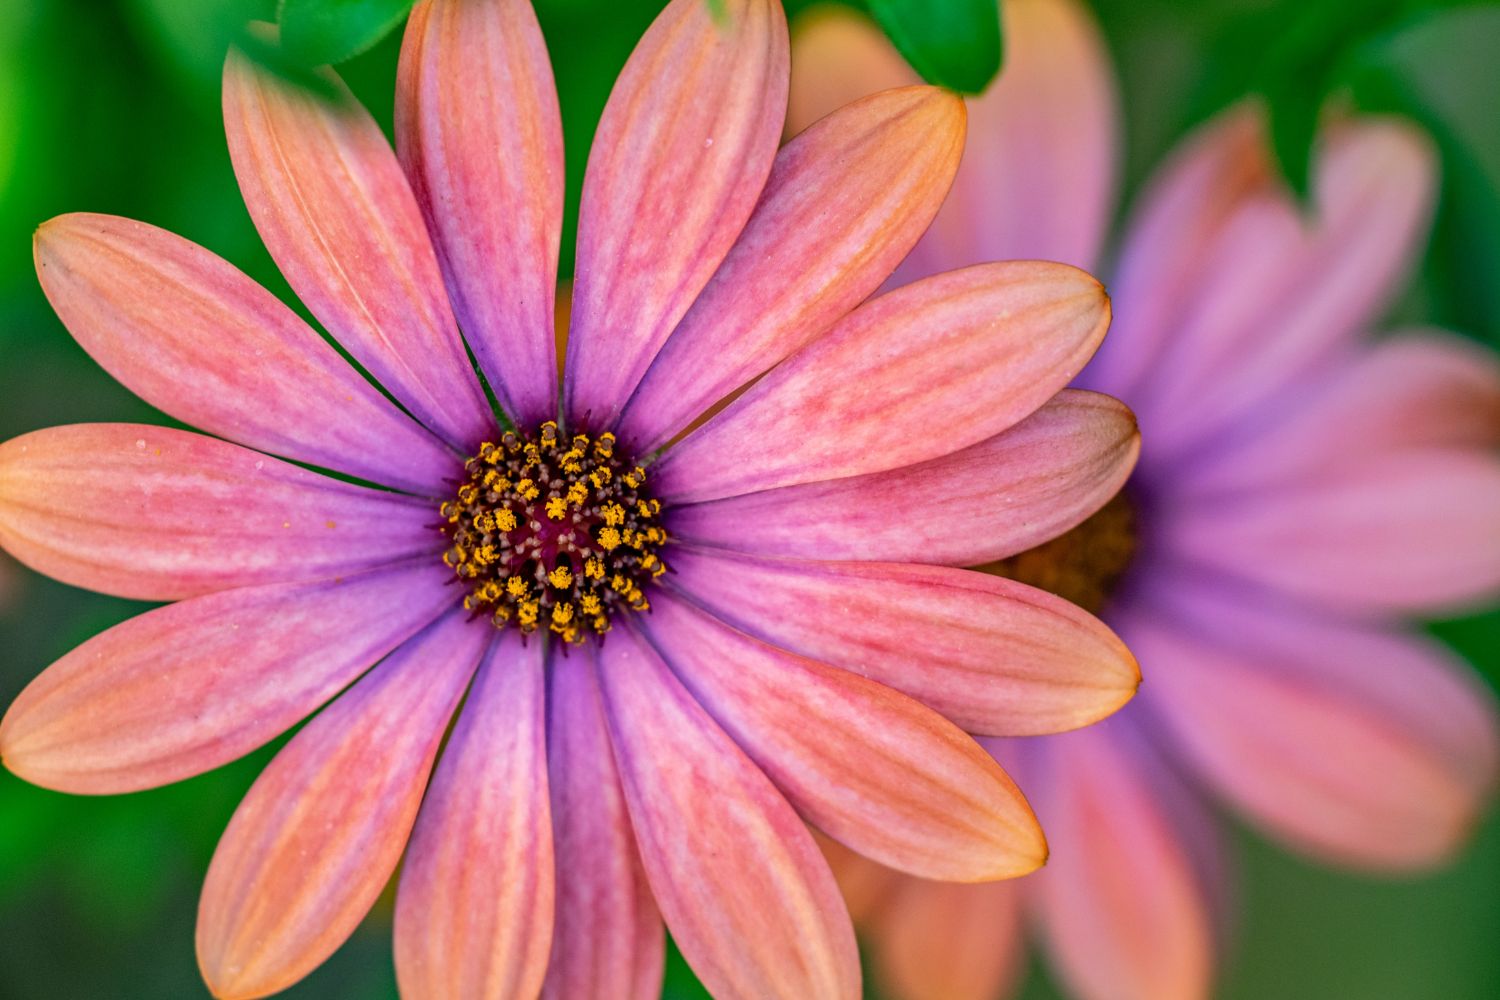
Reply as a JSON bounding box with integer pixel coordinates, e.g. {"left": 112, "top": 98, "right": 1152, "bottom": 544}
{"left": 654, "top": 262, "right": 1110, "bottom": 504}
{"left": 597, "top": 626, "right": 859, "bottom": 1000}
{"left": 616, "top": 85, "right": 965, "bottom": 453}
{"left": 641, "top": 590, "right": 1046, "bottom": 880}
{"left": 667, "top": 389, "right": 1137, "bottom": 564}
{"left": 33, "top": 214, "right": 456, "bottom": 494}
{"left": 196, "top": 611, "right": 486, "bottom": 1000}
{"left": 0, "top": 563, "right": 455, "bottom": 795}
{"left": 1025, "top": 719, "right": 1217, "bottom": 1000}
{"left": 667, "top": 547, "right": 1138, "bottom": 736}
{"left": 542, "top": 646, "right": 664, "bottom": 1000}
{"left": 870, "top": 876, "right": 1024, "bottom": 1000}
{"left": 396, "top": 0, "right": 563, "bottom": 427}
{"left": 563, "top": 0, "right": 789, "bottom": 431}
{"left": 394, "top": 632, "right": 551, "bottom": 1000}
{"left": 223, "top": 47, "right": 493, "bottom": 449}
{"left": 1163, "top": 451, "right": 1500, "bottom": 615}
{"left": 0, "top": 423, "right": 437, "bottom": 601}
{"left": 1131, "top": 580, "right": 1500, "bottom": 870}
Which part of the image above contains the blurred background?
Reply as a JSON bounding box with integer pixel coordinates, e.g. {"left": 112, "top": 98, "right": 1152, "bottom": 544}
{"left": 0, "top": 0, "right": 1496, "bottom": 997}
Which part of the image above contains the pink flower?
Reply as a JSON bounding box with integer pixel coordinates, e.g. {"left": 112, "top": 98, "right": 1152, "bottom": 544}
{"left": 0, "top": 1, "right": 1143, "bottom": 997}
{"left": 790, "top": 0, "right": 1500, "bottom": 998}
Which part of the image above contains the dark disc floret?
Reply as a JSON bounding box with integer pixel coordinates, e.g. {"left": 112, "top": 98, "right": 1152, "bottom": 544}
{"left": 439, "top": 421, "right": 667, "bottom": 643}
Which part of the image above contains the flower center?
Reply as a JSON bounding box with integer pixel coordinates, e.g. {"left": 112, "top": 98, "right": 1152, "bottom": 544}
{"left": 439, "top": 421, "right": 667, "bottom": 644}
{"left": 981, "top": 491, "right": 1138, "bottom": 615}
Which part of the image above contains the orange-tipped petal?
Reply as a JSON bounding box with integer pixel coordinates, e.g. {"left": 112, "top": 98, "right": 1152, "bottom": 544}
{"left": 871, "top": 876, "right": 1024, "bottom": 1000}
{"left": 617, "top": 85, "right": 965, "bottom": 452}
{"left": 667, "top": 548, "right": 1138, "bottom": 737}
{"left": 222, "top": 45, "right": 493, "bottom": 449}
{"left": 597, "top": 626, "right": 859, "bottom": 1000}
{"left": 667, "top": 389, "right": 1138, "bottom": 565}
{"left": 397, "top": 0, "right": 563, "bottom": 426}
{"left": 564, "top": 0, "right": 789, "bottom": 431}
{"left": 33, "top": 214, "right": 455, "bottom": 494}
{"left": 196, "top": 612, "right": 486, "bottom": 1000}
{"left": 641, "top": 592, "right": 1046, "bottom": 880}
{"left": 542, "top": 647, "right": 664, "bottom": 1000}
{"left": 0, "top": 423, "right": 436, "bottom": 601}
{"left": 395, "top": 634, "right": 552, "bottom": 1000}
{"left": 654, "top": 262, "right": 1110, "bottom": 504}
{"left": 0, "top": 564, "right": 455, "bottom": 795}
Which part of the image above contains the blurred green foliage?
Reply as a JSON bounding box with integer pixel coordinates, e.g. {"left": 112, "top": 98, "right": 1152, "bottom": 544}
{"left": 0, "top": 1, "right": 1497, "bottom": 998}
{"left": 865, "top": 0, "right": 1005, "bottom": 92}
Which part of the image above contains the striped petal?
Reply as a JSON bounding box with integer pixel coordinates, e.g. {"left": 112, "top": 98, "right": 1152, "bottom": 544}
{"left": 667, "top": 389, "right": 1137, "bottom": 564}
{"left": 196, "top": 612, "right": 486, "bottom": 1000}
{"left": 616, "top": 85, "right": 965, "bottom": 453}
{"left": 395, "top": 633, "right": 552, "bottom": 1000}
{"left": 667, "top": 548, "right": 1137, "bottom": 736}
{"left": 396, "top": 0, "right": 563, "bottom": 427}
{"left": 641, "top": 591, "right": 1045, "bottom": 881}
{"left": 33, "top": 214, "right": 456, "bottom": 494}
{"left": 870, "top": 876, "right": 1024, "bottom": 1000}
{"left": 0, "top": 423, "right": 436, "bottom": 601}
{"left": 542, "top": 647, "right": 663, "bottom": 1000}
{"left": 0, "top": 563, "right": 454, "bottom": 795}
{"left": 597, "top": 626, "right": 859, "bottom": 1000}
{"left": 563, "top": 0, "right": 789, "bottom": 431}
{"left": 654, "top": 262, "right": 1110, "bottom": 503}
{"left": 223, "top": 46, "right": 493, "bottom": 449}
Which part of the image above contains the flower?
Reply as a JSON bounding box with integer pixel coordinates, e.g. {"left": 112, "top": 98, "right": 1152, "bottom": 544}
{"left": 0, "top": 0, "right": 1143, "bottom": 997}
{"left": 789, "top": 0, "right": 1500, "bottom": 998}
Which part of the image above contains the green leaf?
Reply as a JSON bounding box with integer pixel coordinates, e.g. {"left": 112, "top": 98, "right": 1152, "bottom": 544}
{"left": 277, "top": 0, "right": 416, "bottom": 66}
{"left": 867, "top": 0, "right": 1003, "bottom": 94}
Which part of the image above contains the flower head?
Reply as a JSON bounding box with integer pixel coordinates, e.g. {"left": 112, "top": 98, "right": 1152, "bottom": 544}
{"left": 790, "top": 0, "right": 1500, "bottom": 998}
{"left": 0, "top": 0, "right": 1141, "bottom": 997}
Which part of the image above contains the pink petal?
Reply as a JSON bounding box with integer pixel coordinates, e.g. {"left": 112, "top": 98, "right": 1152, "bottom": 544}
{"left": 396, "top": 0, "right": 563, "bottom": 427}
{"left": 666, "top": 547, "right": 1138, "bottom": 736}
{"left": 640, "top": 591, "right": 1047, "bottom": 881}
{"left": 616, "top": 85, "right": 965, "bottom": 453}
{"left": 395, "top": 632, "right": 552, "bottom": 1000}
{"left": 1185, "top": 330, "right": 1500, "bottom": 494}
{"left": 1132, "top": 581, "right": 1500, "bottom": 870}
{"left": 1025, "top": 720, "right": 1217, "bottom": 1000}
{"left": 0, "top": 563, "right": 456, "bottom": 795}
{"left": 542, "top": 646, "right": 664, "bottom": 1000}
{"left": 33, "top": 214, "right": 456, "bottom": 494}
{"left": 563, "top": 0, "right": 789, "bottom": 431}
{"left": 222, "top": 47, "right": 493, "bottom": 450}
{"left": 196, "top": 611, "right": 486, "bottom": 1000}
{"left": 1163, "top": 451, "right": 1500, "bottom": 615}
{"left": 0, "top": 423, "right": 437, "bottom": 601}
{"left": 667, "top": 389, "right": 1137, "bottom": 564}
{"left": 597, "top": 626, "right": 860, "bottom": 999}
{"left": 869, "top": 876, "right": 1024, "bottom": 1000}
{"left": 655, "top": 262, "right": 1111, "bottom": 503}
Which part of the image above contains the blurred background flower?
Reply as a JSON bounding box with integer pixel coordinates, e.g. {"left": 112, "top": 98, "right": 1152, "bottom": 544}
{"left": 1, "top": 0, "right": 1498, "bottom": 998}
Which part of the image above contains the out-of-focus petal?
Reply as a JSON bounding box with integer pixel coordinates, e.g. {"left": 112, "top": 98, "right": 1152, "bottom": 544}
{"left": 597, "top": 626, "right": 859, "bottom": 1000}
{"left": 1163, "top": 451, "right": 1500, "bottom": 615}
{"left": 196, "top": 612, "right": 486, "bottom": 1000}
{"left": 223, "top": 47, "right": 493, "bottom": 449}
{"left": 667, "top": 389, "right": 1137, "bottom": 564}
{"left": 33, "top": 214, "right": 456, "bottom": 495}
{"left": 397, "top": 0, "right": 563, "bottom": 427}
{"left": 1025, "top": 719, "right": 1217, "bottom": 1000}
{"left": 818, "top": 834, "right": 900, "bottom": 926}
{"left": 0, "top": 423, "right": 436, "bottom": 601}
{"left": 871, "top": 876, "right": 1024, "bottom": 1000}
{"left": 395, "top": 633, "right": 552, "bottom": 1000}
{"left": 640, "top": 591, "right": 1047, "bottom": 880}
{"left": 564, "top": 0, "right": 789, "bottom": 431}
{"left": 786, "top": 5, "right": 914, "bottom": 132}
{"left": 0, "top": 563, "right": 454, "bottom": 795}
{"left": 654, "top": 262, "right": 1110, "bottom": 503}
{"left": 617, "top": 85, "right": 964, "bottom": 453}
{"left": 1132, "top": 580, "right": 1500, "bottom": 870}
{"left": 667, "top": 548, "right": 1137, "bottom": 736}
{"left": 542, "top": 647, "right": 663, "bottom": 1000}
